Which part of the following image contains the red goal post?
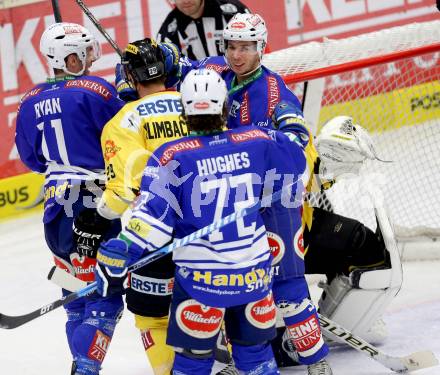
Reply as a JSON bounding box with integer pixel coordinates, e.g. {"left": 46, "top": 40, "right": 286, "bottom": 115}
{"left": 263, "top": 20, "right": 440, "bottom": 260}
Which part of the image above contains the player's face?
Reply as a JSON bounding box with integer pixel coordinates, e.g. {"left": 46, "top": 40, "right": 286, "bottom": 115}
{"left": 174, "top": 0, "right": 204, "bottom": 18}
{"left": 66, "top": 47, "right": 95, "bottom": 75}
{"left": 225, "top": 40, "right": 260, "bottom": 78}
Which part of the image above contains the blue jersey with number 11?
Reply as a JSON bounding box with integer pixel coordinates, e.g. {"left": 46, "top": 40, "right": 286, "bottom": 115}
{"left": 15, "top": 75, "right": 123, "bottom": 222}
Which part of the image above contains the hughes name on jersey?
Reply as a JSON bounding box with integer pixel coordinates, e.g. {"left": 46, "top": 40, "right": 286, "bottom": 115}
{"left": 120, "top": 126, "right": 306, "bottom": 308}
{"left": 15, "top": 76, "right": 123, "bottom": 223}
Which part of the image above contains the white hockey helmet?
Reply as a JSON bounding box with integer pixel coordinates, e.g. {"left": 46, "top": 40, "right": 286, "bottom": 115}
{"left": 40, "top": 22, "right": 101, "bottom": 76}
{"left": 180, "top": 69, "right": 228, "bottom": 116}
{"left": 222, "top": 13, "right": 268, "bottom": 58}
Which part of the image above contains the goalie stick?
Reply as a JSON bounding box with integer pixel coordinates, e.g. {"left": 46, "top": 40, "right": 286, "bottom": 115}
{"left": 319, "top": 314, "right": 438, "bottom": 373}
{"left": 0, "top": 183, "right": 293, "bottom": 329}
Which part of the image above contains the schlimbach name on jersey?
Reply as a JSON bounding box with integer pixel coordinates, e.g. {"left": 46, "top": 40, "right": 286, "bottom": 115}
{"left": 143, "top": 119, "right": 188, "bottom": 140}
{"left": 196, "top": 152, "right": 251, "bottom": 176}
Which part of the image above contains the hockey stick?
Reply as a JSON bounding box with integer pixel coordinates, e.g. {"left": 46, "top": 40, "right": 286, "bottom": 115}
{"left": 42, "top": 266, "right": 440, "bottom": 373}
{"left": 319, "top": 314, "right": 438, "bottom": 373}
{"left": 51, "top": 0, "right": 62, "bottom": 22}
{"left": 48, "top": 265, "right": 437, "bottom": 374}
{"left": 47, "top": 266, "right": 88, "bottom": 292}
{"left": 75, "top": 0, "right": 123, "bottom": 57}
{"left": 0, "top": 183, "right": 293, "bottom": 329}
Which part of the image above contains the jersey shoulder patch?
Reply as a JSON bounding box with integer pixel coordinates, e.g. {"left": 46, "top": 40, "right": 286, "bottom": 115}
{"left": 159, "top": 138, "right": 204, "bottom": 165}
{"left": 19, "top": 85, "right": 44, "bottom": 104}
{"left": 64, "top": 77, "right": 115, "bottom": 100}
{"left": 229, "top": 128, "right": 271, "bottom": 143}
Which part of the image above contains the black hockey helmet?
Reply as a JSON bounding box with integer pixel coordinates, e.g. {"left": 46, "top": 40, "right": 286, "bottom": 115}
{"left": 122, "top": 38, "right": 165, "bottom": 84}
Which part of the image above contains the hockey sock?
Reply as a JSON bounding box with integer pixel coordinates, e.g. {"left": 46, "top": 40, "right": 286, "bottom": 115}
{"left": 172, "top": 351, "right": 215, "bottom": 375}
{"left": 71, "top": 295, "right": 123, "bottom": 374}
{"left": 232, "top": 342, "right": 279, "bottom": 374}
{"left": 281, "top": 299, "right": 329, "bottom": 365}
{"left": 135, "top": 315, "right": 174, "bottom": 375}
{"left": 273, "top": 277, "right": 329, "bottom": 365}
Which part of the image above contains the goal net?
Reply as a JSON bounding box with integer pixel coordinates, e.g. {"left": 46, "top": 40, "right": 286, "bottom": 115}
{"left": 263, "top": 20, "right": 440, "bottom": 260}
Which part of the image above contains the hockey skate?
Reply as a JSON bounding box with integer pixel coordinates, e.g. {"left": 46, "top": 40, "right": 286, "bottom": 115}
{"left": 215, "top": 362, "right": 239, "bottom": 375}
{"left": 307, "top": 359, "right": 333, "bottom": 375}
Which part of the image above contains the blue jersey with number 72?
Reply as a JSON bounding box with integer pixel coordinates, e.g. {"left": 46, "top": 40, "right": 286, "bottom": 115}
{"left": 122, "top": 126, "right": 307, "bottom": 307}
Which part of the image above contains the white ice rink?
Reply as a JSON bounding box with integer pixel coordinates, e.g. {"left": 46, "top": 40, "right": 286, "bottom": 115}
{"left": 0, "top": 213, "right": 439, "bottom": 375}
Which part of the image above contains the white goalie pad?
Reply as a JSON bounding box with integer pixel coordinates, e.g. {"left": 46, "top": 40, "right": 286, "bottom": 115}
{"left": 319, "top": 197, "right": 403, "bottom": 344}
{"left": 315, "top": 116, "right": 383, "bottom": 179}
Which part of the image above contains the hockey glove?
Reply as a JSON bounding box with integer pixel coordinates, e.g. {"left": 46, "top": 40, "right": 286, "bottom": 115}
{"left": 271, "top": 100, "right": 310, "bottom": 147}
{"left": 159, "top": 42, "right": 181, "bottom": 88}
{"left": 72, "top": 209, "right": 112, "bottom": 258}
{"left": 115, "top": 63, "right": 139, "bottom": 102}
{"left": 95, "top": 238, "right": 131, "bottom": 297}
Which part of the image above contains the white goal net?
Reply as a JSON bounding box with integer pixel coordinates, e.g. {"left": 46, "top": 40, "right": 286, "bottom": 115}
{"left": 263, "top": 21, "right": 440, "bottom": 260}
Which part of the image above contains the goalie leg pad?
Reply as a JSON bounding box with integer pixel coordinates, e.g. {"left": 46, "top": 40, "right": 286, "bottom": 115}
{"left": 135, "top": 314, "right": 174, "bottom": 375}
{"left": 319, "top": 205, "right": 403, "bottom": 344}
{"left": 318, "top": 268, "right": 399, "bottom": 343}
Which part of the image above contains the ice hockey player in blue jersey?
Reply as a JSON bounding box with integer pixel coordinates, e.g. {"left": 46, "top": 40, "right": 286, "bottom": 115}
{"left": 163, "top": 13, "right": 333, "bottom": 374}
{"left": 15, "top": 23, "right": 124, "bottom": 375}
{"left": 174, "top": 13, "right": 310, "bottom": 148}
{"left": 93, "top": 69, "right": 311, "bottom": 374}
{"left": 160, "top": 12, "right": 392, "bottom": 374}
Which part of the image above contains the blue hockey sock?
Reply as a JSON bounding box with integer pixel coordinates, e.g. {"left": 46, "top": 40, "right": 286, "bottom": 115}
{"left": 172, "top": 351, "right": 215, "bottom": 375}
{"left": 232, "top": 342, "right": 279, "bottom": 374}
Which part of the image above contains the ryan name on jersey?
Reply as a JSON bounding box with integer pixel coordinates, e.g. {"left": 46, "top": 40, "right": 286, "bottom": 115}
{"left": 34, "top": 98, "right": 62, "bottom": 118}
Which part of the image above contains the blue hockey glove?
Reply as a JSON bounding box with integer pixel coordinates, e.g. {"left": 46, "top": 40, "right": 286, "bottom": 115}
{"left": 159, "top": 42, "right": 182, "bottom": 88}
{"left": 95, "top": 238, "right": 132, "bottom": 297}
{"left": 115, "top": 63, "right": 139, "bottom": 102}
{"left": 271, "top": 100, "right": 310, "bottom": 147}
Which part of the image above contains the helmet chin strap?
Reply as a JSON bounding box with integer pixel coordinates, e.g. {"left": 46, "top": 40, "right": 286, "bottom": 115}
{"left": 237, "top": 62, "right": 262, "bottom": 79}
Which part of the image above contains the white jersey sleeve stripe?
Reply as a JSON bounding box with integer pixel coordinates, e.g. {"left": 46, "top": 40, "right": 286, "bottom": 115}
{"left": 132, "top": 211, "right": 174, "bottom": 236}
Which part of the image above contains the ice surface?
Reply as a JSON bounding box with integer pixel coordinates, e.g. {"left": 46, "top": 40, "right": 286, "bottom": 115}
{"left": 0, "top": 214, "right": 439, "bottom": 374}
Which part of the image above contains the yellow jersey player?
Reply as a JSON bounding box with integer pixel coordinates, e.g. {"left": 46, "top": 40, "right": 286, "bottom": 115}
{"left": 97, "top": 38, "right": 187, "bottom": 375}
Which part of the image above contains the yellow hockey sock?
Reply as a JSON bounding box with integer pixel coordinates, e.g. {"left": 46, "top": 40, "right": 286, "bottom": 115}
{"left": 135, "top": 314, "right": 174, "bottom": 375}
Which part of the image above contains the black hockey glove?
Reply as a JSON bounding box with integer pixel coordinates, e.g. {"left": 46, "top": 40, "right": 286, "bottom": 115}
{"left": 72, "top": 209, "right": 112, "bottom": 258}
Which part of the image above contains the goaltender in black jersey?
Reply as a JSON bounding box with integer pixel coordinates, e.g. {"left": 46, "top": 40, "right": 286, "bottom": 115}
{"left": 157, "top": 0, "right": 249, "bottom": 60}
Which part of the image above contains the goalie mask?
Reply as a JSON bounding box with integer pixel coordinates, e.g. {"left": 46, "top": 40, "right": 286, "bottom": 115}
{"left": 122, "top": 38, "right": 165, "bottom": 84}
{"left": 316, "top": 115, "right": 383, "bottom": 178}
{"left": 222, "top": 13, "right": 268, "bottom": 59}
{"left": 40, "top": 23, "right": 101, "bottom": 76}
{"left": 180, "top": 69, "right": 227, "bottom": 116}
